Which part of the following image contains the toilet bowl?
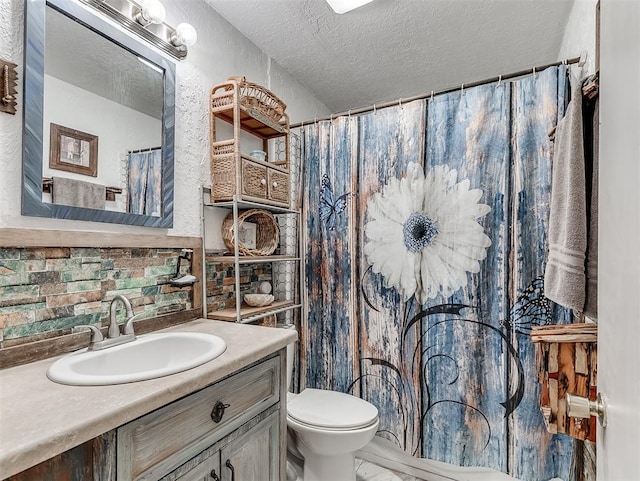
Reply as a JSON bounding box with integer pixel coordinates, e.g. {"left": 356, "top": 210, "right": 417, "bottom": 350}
{"left": 283, "top": 325, "right": 379, "bottom": 481}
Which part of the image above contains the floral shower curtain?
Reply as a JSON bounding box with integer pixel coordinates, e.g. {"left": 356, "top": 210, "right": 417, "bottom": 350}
{"left": 301, "top": 66, "right": 573, "bottom": 480}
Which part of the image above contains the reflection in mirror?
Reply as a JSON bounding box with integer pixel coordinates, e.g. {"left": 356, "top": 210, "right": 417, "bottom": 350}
{"left": 23, "top": 0, "right": 175, "bottom": 227}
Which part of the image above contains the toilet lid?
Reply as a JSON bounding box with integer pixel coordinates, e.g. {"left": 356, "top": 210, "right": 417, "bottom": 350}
{"left": 287, "top": 389, "right": 378, "bottom": 429}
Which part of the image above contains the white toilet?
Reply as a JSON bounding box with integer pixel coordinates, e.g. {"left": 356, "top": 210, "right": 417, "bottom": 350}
{"left": 284, "top": 326, "right": 379, "bottom": 481}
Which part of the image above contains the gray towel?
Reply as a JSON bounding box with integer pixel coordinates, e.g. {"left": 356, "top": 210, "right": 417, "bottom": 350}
{"left": 544, "top": 71, "right": 587, "bottom": 312}
{"left": 52, "top": 176, "right": 106, "bottom": 209}
{"left": 583, "top": 98, "right": 599, "bottom": 318}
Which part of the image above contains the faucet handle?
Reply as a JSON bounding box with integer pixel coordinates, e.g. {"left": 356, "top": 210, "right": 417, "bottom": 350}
{"left": 74, "top": 325, "right": 104, "bottom": 343}
{"left": 123, "top": 311, "right": 144, "bottom": 336}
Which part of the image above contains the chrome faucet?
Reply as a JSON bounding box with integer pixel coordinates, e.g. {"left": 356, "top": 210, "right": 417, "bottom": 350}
{"left": 75, "top": 295, "right": 138, "bottom": 351}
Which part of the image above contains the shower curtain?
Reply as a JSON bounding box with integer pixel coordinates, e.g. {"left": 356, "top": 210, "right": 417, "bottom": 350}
{"left": 128, "top": 149, "right": 162, "bottom": 216}
{"left": 301, "top": 66, "right": 573, "bottom": 480}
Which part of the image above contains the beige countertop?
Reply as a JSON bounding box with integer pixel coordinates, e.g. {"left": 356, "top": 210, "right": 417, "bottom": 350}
{"left": 0, "top": 319, "right": 297, "bottom": 480}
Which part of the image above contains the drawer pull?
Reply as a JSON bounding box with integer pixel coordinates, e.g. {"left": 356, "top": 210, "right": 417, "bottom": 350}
{"left": 226, "top": 460, "right": 235, "bottom": 481}
{"left": 272, "top": 181, "right": 278, "bottom": 188}
{"left": 210, "top": 401, "right": 230, "bottom": 423}
{"left": 210, "top": 469, "right": 220, "bottom": 481}
{"left": 260, "top": 178, "right": 267, "bottom": 186}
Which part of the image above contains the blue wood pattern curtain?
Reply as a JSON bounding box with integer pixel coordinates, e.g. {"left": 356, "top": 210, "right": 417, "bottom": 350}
{"left": 302, "top": 66, "right": 572, "bottom": 480}
{"left": 128, "top": 149, "right": 162, "bottom": 216}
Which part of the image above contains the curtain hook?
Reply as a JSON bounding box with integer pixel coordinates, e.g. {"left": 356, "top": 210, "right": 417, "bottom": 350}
{"left": 532, "top": 66, "right": 537, "bottom": 80}
{"left": 496, "top": 75, "right": 502, "bottom": 88}
{"left": 398, "top": 98, "right": 402, "bottom": 108}
{"left": 348, "top": 109, "right": 352, "bottom": 119}
{"left": 461, "top": 83, "right": 465, "bottom": 94}
{"left": 563, "top": 58, "right": 567, "bottom": 66}
{"left": 430, "top": 90, "right": 434, "bottom": 101}
{"left": 373, "top": 104, "right": 377, "bottom": 115}
{"left": 314, "top": 117, "right": 317, "bottom": 126}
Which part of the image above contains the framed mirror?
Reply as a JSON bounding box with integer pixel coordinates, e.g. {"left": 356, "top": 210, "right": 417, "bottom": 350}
{"left": 23, "top": 0, "right": 175, "bottom": 227}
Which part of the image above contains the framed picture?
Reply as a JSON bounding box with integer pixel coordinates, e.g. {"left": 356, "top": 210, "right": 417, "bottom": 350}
{"left": 49, "top": 123, "right": 98, "bottom": 177}
{"left": 238, "top": 222, "right": 257, "bottom": 249}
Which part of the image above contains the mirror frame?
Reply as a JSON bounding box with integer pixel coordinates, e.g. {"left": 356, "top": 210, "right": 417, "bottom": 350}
{"left": 23, "top": 0, "right": 175, "bottom": 227}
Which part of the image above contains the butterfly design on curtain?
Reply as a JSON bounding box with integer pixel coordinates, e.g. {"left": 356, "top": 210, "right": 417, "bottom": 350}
{"left": 320, "top": 174, "right": 350, "bottom": 230}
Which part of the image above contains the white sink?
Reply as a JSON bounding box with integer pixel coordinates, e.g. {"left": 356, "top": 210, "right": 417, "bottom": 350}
{"left": 47, "top": 332, "right": 227, "bottom": 386}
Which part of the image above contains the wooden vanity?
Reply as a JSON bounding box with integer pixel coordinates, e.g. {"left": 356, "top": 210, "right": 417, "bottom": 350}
{"left": 0, "top": 319, "right": 296, "bottom": 481}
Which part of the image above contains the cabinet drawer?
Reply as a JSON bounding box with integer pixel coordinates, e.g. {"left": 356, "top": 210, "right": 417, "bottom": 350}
{"left": 117, "top": 357, "right": 280, "bottom": 481}
{"left": 241, "top": 159, "right": 268, "bottom": 199}
{"left": 267, "top": 169, "right": 289, "bottom": 204}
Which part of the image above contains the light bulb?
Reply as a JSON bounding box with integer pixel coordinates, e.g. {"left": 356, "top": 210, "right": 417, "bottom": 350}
{"left": 172, "top": 23, "right": 197, "bottom": 47}
{"left": 137, "top": 0, "right": 166, "bottom": 25}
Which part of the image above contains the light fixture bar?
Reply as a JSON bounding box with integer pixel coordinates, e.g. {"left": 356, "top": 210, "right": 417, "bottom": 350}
{"left": 326, "top": 0, "right": 374, "bottom": 14}
{"left": 79, "top": 0, "right": 190, "bottom": 59}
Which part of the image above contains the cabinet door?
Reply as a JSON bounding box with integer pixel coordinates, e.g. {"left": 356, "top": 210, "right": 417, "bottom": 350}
{"left": 220, "top": 411, "right": 279, "bottom": 481}
{"left": 241, "top": 159, "right": 268, "bottom": 199}
{"left": 173, "top": 451, "right": 221, "bottom": 481}
{"left": 267, "top": 169, "right": 289, "bottom": 205}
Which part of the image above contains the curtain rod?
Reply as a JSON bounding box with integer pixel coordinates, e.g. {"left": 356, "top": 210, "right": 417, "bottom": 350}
{"left": 128, "top": 146, "right": 161, "bottom": 154}
{"left": 291, "top": 56, "right": 582, "bottom": 129}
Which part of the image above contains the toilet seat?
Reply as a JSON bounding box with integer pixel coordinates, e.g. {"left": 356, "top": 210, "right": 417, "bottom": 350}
{"left": 287, "top": 388, "right": 378, "bottom": 430}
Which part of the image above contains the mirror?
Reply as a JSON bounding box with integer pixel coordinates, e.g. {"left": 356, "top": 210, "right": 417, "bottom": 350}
{"left": 23, "top": 0, "right": 175, "bottom": 227}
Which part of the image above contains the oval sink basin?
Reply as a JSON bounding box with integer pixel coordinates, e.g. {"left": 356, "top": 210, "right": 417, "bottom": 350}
{"left": 47, "top": 332, "right": 226, "bottom": 386}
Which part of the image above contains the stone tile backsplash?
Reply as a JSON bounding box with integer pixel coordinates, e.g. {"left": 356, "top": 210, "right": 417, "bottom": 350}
{"left": 0, "top": 247, "right": 193, "bottom": 347}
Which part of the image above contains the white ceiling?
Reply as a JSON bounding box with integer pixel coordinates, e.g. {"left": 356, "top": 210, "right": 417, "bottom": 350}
{"left": 204, "top": 0, "right": 575, "bottom": 113}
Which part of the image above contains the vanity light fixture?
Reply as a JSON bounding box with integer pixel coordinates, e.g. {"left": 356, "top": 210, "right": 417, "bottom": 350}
{"left": 326, "top": 0, "right": 375, "bottom": 14}
{"left": 79, "top": 0, "right": 197, "bottom": 60}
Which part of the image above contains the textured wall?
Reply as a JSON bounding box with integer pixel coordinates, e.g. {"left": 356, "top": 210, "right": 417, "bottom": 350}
{"left": 557, "top": 0, "right": 598, "bottom": 75}
{"left": 0, "top": 247, "right": 193, "bottom": 347}
{"left": 0, "top": 0, "right": 329, "bottom": 234}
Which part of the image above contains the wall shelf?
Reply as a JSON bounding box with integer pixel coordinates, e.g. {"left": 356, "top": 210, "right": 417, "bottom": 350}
{"left": 207, "top": 301, "right": 301, "bottom": 323}
{"left": 205, "top": 254, "right": 300, "bottom": 265}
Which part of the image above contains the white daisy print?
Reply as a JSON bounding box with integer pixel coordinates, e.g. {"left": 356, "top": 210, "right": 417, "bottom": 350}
{"left": 364, "top": 162, "right": 492, "bottom": 304}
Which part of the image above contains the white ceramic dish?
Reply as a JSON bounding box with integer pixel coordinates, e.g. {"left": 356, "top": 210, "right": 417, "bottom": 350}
{"left": 244, "top": 293, "right": 274, "bottom": 307}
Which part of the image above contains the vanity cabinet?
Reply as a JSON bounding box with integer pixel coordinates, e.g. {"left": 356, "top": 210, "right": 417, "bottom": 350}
{"left": 118, "top": 356, "right": 281, "bottom": 481}
{"left": 166, "top": 411, "right": 279, "bottom": 481}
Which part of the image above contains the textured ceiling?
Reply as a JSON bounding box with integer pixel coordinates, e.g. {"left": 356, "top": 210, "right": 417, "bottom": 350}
{"left": 204, "top": 0, "right": 575, "bottom": 112}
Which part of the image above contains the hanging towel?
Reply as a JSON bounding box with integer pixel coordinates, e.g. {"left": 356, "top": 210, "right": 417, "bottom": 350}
{"left": 52, "top": 176, "right": 106, "bottom": 209}
{"left": 544, "top": 70, "right": 587, "bottom": 312}
{"left": 583, "top": 98, "right": 599, "bottom": 318}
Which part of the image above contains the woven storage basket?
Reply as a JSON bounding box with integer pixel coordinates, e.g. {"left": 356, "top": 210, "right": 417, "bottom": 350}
{"left": 228, "top": 76, "right": 287, "bottom": 125}
{"left": 222, "top": 209, "right": 279, "bottom": 256}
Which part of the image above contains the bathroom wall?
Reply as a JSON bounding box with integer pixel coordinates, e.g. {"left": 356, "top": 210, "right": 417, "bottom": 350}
{"left": 0, "top": 0, "right": 330, "bottom": 236}
{"left": 557, "top": 0, "right": 598, "bottom": 74}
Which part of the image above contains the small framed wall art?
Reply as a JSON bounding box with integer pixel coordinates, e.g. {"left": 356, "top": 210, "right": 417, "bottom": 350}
{"left": 49, "top": 123, "right": 98, "bottom": 177}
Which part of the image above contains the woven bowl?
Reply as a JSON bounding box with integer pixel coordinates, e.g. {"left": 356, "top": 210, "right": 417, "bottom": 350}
{"left": 244, "top": 294, "right": 274, "bottom": 307}
{"left": 222, "top": 209, "right": 279, "bottom": 256}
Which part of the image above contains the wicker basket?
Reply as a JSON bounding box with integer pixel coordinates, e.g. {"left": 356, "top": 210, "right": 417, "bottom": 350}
{"left": 211, "top": 77, "right": 287, "bottom": 126}
{"left": 222, "top": 209, "right": 279, "bottom": 256}
{"left": 230, "top": 76, "right": 287, "bottom": 126}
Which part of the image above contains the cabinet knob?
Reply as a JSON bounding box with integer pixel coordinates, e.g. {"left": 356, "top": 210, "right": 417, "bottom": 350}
{"left": 272, "top": 181, "right": 278, "bottom": 188}
{"left": 210, "top": 400, "right": 230, "bottom": 423}
{"left": 210, "top": 469, "right": 220, "bottom": 480}
{"left": 260, "top": 178, "right": 267, "bottom": 186}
